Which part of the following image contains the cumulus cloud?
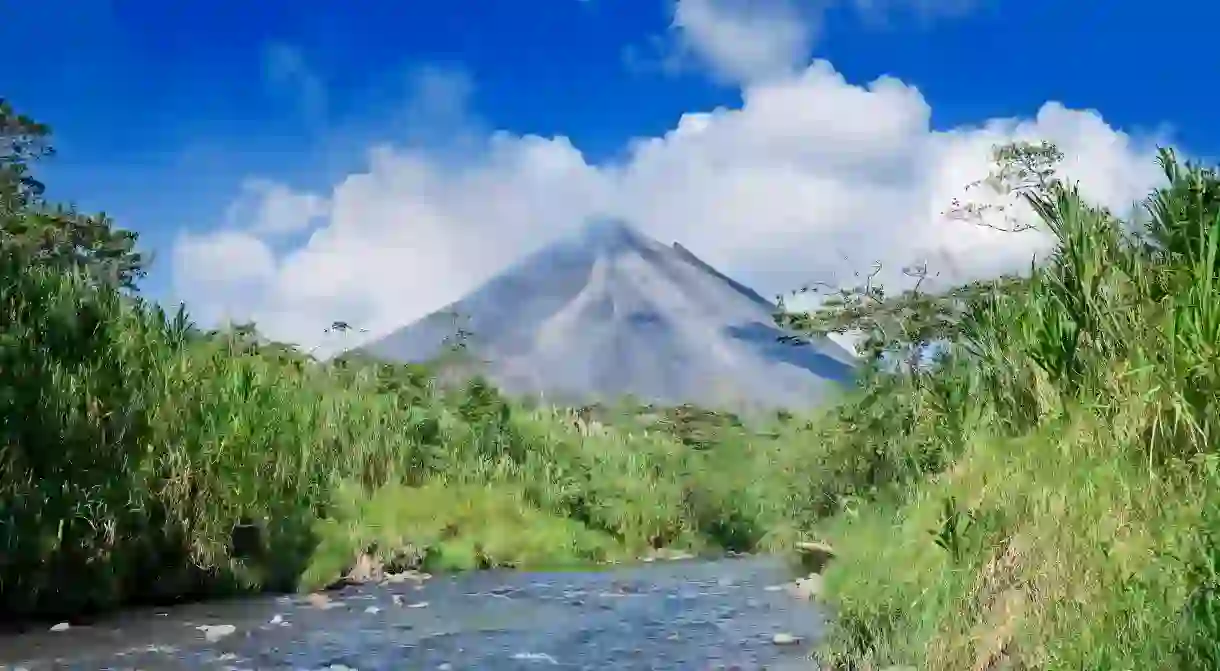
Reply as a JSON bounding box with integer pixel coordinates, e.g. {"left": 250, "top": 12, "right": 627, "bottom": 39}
{"left": 667, "top": 0, "right": 820, "bottom": 84}
{"left": 223, "top": 178, "right": 330, "bottom": 236}
{"left": 651, "top": 0, "right": 985, "bottom": 86}
{"left": 174, "top": 36, "right": 1166, "bottom": 355}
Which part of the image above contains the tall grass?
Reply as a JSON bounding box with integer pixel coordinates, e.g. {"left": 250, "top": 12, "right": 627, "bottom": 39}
{"left": 814, "top": 148, "right": 1220, "bottom": 669}
{"left": 0, "top": 244, "right": 844, "bottom": 619}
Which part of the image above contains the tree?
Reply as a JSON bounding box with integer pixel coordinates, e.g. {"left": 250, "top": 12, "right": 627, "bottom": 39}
{"left": 775, "top": 140, "right": 1057, "bottom": 367}
{"left": 0, "top": 99, "right": 148, "bottom": 290}
{"left": 0, "top": 98, "right": 52, "bottom": 212}
{"left": 945, "top": 140, "right": 1064, "bottom": 233}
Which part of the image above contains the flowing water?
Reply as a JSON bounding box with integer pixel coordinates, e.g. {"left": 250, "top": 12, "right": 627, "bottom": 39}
{"left": 0, "top": 555, "right": 825, "bottom": 670}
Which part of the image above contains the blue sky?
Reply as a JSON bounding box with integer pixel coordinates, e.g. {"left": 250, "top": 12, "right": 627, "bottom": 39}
{"left": 2, "top": 0, "right": 1214, "bottom": 349}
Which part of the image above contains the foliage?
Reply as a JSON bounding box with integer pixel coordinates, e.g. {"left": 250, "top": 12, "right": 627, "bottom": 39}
{"left": 0, "top": 245, "right": 841, "bottom": 617}
{"left": 776, "top": 266, "right": 1029, "bottom": 365}
{"left": 0, "top": 98, "right": 147, "bottom": 289}
{"left": 804, "top": 140, "right": 1220, "bottom": 669}
{"left": 774, "top": 141, "right": 1063, "bottom": 366}
{"left": 0, "top": 98, "right": 53, "bottom": 208}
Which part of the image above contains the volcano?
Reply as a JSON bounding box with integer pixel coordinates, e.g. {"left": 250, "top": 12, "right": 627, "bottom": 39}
{"left": 358, "top": 220, "right": 856, "bottom": 409}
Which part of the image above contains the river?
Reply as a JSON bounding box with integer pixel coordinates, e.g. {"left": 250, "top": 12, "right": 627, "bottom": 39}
{"left": 0, "top": 555, "right": 825, "bottom": 670}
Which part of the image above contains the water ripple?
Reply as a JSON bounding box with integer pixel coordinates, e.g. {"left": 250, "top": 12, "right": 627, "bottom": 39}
{"left": 0, "top": 556, "right": 824, "bottom": 670}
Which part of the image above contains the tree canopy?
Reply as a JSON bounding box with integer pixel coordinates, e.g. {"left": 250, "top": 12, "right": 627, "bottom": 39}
{"left": 1, "top": 99, "right": 147, "bottom": 290}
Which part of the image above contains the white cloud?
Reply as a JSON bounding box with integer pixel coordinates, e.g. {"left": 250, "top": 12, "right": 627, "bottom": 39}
{"left": 172, "top": 230, "right": 277, "bottom": 328}
{"left": 654, "top": 0, "right": 984, "bottom": 86}
{"left": 224, "top": 178, "right": 330, "bottom": 236}
{"left": 668, "top": 0, "right": 819, "bottom": 84}
{"left": 174, "top": 60, "right": 1166, "bottom": 354}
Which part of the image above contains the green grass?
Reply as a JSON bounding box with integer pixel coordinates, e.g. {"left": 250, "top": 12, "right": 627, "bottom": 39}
{"left": 0, "top": 247, "right": 845, "bottom": 618}
{"left": 811, "top": 148, "right": 1220, "bottom": 670}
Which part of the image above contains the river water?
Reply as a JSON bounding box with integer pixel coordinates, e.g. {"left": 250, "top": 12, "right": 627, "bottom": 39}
{"left": 0, "top": 556, "right": 825, "bottom": 670}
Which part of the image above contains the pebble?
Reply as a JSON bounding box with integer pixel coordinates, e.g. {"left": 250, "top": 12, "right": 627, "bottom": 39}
{"left": 307, "top": 593, "right": 344, "bottom": 610}
{"left": 771, "top": 632, "right": 801, "bottom": 646}
{"left": 197, "top": 624, "right": 236, "bottom": 642}
{"left": 511, "top": 652, "right": 559, "bottom": 663}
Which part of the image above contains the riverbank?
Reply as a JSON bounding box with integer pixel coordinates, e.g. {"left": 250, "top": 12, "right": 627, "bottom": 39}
{"left": 808, "top": 148, "right": 1220, "bottom": 669}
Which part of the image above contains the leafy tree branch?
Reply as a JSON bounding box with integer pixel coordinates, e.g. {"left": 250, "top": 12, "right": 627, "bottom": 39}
{"left": 775, "top": 140, "right": 1057, "bottom": 367}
